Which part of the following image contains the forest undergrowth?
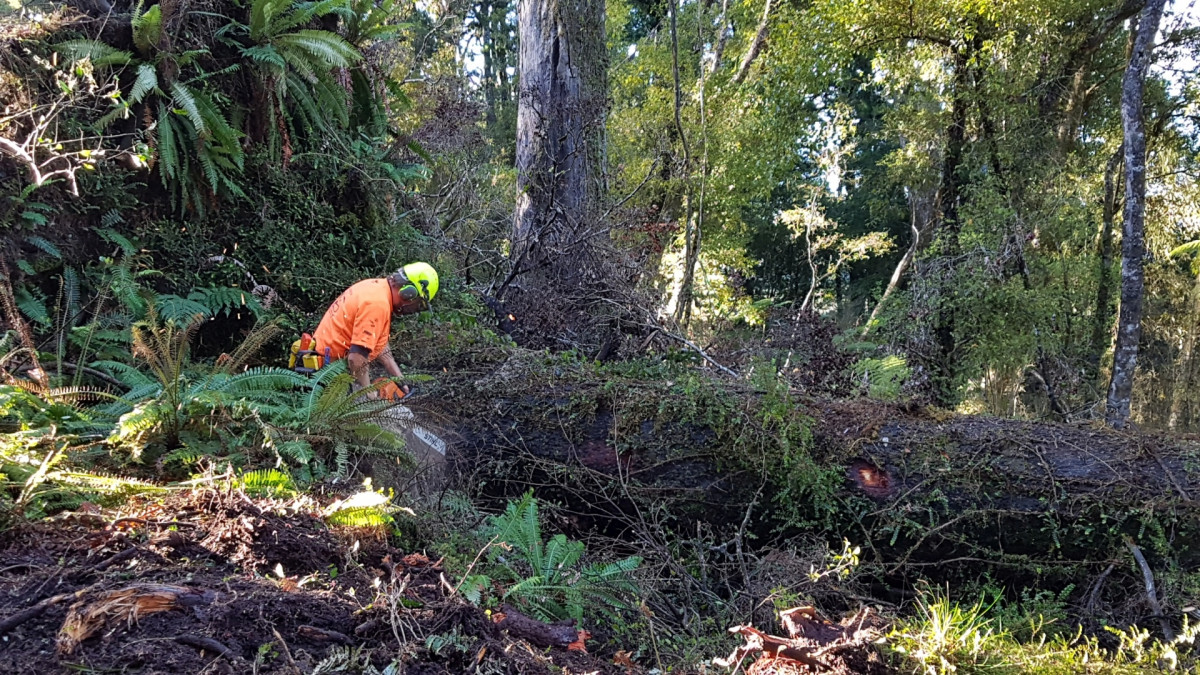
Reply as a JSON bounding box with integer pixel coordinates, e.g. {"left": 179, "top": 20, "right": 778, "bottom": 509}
{"left": 4, "top": 0, "right": 1200, "bottom": 671}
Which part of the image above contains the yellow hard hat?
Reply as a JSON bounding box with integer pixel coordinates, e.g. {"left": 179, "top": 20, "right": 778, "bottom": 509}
{"left": 401, "top": 262, "right": 439, "bottom": 302}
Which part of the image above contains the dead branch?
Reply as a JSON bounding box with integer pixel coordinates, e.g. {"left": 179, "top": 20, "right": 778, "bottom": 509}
{"left": 495, "top": 604, "right": 578, "bottom": 648}
{"left": 654, "top": 324, "right": 740, "bottom": 378}
{"left": 0, "top": 590, "right": 80, "bottom": 635}
{"left": 297, "top": 624, "right": 353, "bottom": 644}
{"left": 175, "top": 634, "right": 239, "bottom": 661}
{"left": 1127, "top": 539, "right": 1174, "bottom": 640}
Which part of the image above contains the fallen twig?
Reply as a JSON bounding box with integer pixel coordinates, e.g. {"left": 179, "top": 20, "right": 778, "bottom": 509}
{"left": 175, "top": 634, "right": 239, "bottom": 660}
{"left": 652, "top": 324, "right": 739, "bottom": 378}
{"left": 271, "top": 626, "right": 302, "bottom": 675}
{"left": 297, "top": 625, "right": 352, "bottom": 644}
{"left": 0, "top": 590, "right": 79, "bottom": 635}
{"left": 1127, "top": 539, "right": 1174, "bottom": 640}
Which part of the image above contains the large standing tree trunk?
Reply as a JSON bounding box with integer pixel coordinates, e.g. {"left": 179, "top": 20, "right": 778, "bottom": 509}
{"left": 509, "top": 0, "right": 607, "bottom": 280}
{"left": 1107, "top": 0, "right": 1166, "bottom": 429}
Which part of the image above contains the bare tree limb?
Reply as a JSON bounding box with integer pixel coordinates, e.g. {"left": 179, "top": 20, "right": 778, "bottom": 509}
{"left": 1126, "top": 539, "right": 1174, "bottom": 640}
{"left": 732, "top": 0, "right": 773, "bottom": 85}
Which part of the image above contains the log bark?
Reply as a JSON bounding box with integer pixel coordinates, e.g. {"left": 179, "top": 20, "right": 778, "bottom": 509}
{"left": 495, "top": 604, "right": 578, "bottom": 648}
{"left": 446, "top": 363, "right": 1200, "bottom": 599}
{"left": 1107, "top": 0, "right": 1167, "bottom": 428}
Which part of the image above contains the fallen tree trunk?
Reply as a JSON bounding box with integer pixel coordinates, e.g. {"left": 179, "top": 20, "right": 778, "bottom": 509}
{"left": 437, "top": 354, "right": 1200, "bottom": 601}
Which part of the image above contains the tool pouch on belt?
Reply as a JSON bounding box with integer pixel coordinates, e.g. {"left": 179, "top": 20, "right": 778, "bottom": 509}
{"left": 288, "top": 333, "right": 323, "bottom": 373}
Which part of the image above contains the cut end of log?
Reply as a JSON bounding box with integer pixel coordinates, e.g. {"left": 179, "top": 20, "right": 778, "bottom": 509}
{"left": 848, "top": 459, "right": 893, "bottom": 499}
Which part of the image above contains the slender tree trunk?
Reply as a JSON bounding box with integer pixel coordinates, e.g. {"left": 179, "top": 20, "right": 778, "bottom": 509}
{"left": 1107, "top": 0, "right": 1166, "bottom": 429}
{"left": 710, "top": 0, "right": 730, "bottom": 74}
{"left": 481, "top": 0, "right": 497, "bottom": 127}
{"left": 732, "top": 0, "right": 772, "bottom": 85}
{"left": 1089, "top": 147, "right": 1123, "bottom": 385}
{"left": 510, "top": 0, "right": 607, "bottom": 282}
{"left": 863, "top": 190, "right": 932, "bottom": 335}
{"left": 931, "top": 47, "right": 970, "bottom": 407}
{"left": 666, "top": 0, "right": 698, "bottom": 326}
{"left": 1168, "top": 269, "right": 1200, "bottom": 430}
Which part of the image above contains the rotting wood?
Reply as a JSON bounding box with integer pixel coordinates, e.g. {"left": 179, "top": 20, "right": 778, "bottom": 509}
{"left": 494, "top": 604, "right": 579, "bottom": 648}
{"left": 297, "top": 624, "right": 353, "bottom": 644}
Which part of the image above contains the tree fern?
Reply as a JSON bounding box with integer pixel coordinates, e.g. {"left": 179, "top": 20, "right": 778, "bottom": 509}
{"left": 231, "top": 0, "right": 360, "bottom": 159}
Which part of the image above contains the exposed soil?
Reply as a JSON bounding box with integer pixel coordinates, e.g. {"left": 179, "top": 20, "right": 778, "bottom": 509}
{"left": 0, "top": 488, "right": 620, "bottom": 674}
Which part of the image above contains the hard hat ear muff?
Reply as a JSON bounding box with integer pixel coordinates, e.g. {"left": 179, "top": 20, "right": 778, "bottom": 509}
{"left": 399, "top": 284, "right": 419, "bottom": 301}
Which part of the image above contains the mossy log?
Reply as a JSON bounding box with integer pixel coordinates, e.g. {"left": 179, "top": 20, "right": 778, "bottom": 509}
{"left": 431, "top": 361, "right": 1200, "bottom": 591}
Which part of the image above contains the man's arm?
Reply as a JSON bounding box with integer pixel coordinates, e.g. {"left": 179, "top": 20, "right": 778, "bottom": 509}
{"left": 376, "top": 348, "right": 411, "bottom": 396}
{"left": 346, "top": 346, "right": 374, "bottom": 395}
{"left": 377, "top": 347, "right": 403, "bottom": 379}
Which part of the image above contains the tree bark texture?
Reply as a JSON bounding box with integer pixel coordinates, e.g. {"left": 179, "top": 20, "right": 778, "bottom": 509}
{"left": 1107, "top": 0, "right": 1166, "bottom": 428}
{"left": 1089, "top": 147, "right": 1123, "bottom": 383}
{"left": 510, "top": 0, "right": 607, "bottom": 280}
{"left": 931, "top": 47, "right": 970, "bottom": 407}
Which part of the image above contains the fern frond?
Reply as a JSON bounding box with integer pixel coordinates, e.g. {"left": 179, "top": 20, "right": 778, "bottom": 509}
{"left": 129, "top": 63, "right": 159, "bottom": 104}
{"left": 276, "top": 31, "right": 360, "bottom": 67}
{"left": 240, "top": 468, "right": 295, "bottom": 496}
{"left": 14, "top": 287, "right": 51, "bottom": 326}
{"left": 170, "top": 82, "right": 206, "bottom": 135}
{"left": 273, "top": 0, "right": 352, "bottom": 34}
{"left": 91, "top": 361, "right": 155, "bottom": 388}
{"left": 54, "top": 40, "right": 133, "bottom": 67}
{"left": 155, "top": 294, "right": 212, "bottom": 322}
{"left": 26, "top": 236, "right": 63, "bottom": 260}
{"left": 216, "top": 320, "right": 281, "bottom": 373}
{"left": 212, "top": 367, "right": 310, "bottom": 396}
{"left": 131, "top": 2, "right": 163, "bottom": 54}
{"left": 156, "top": 104, "right": 181, "bottom": 183}
{"left": 326, "top": 506, "right": 392, "bottom": 528}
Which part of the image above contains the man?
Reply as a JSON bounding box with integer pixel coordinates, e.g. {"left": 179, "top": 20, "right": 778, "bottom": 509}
{"left": 312, "top": 262, "right": 439, "bottom": 398}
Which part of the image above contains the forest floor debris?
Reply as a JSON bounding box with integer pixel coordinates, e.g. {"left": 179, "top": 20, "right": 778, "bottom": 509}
{"left": 715, "top": 606, "right": 889, "bottom": 675}
{"left": 0, "top": 488, "right": 620, "bottom": 674}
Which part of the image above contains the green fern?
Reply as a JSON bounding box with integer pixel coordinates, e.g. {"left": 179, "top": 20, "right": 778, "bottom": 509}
{"left": 53, "top": 40, "right": 133, "bottom": 67}
{"left": 326, "top": 505, "right": 392, "bottom": 527}
{"left": 483, "top": 492, "right": 641, "bottom": 621}
{"left": 229, "top": 0, "right": 360, "bottom": 159}
{"left": 240, "top": 468, "right": 295, "bottom": 496}
{"left": 131, "top": 2, "right": 163, "bottom": 53}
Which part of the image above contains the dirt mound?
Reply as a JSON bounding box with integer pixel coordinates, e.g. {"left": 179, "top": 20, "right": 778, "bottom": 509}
{"left": 0, "top": 489, "right": 620, "bottom": 674}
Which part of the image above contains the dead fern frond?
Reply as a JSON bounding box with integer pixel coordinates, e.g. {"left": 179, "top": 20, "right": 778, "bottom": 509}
{"left": 215, "top": 319, "right": 283, "bottom": 375}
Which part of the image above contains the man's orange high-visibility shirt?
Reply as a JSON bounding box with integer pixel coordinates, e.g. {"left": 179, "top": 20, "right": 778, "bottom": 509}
{"left": 313, "top": 279, "right": 393, "bottom": 361}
